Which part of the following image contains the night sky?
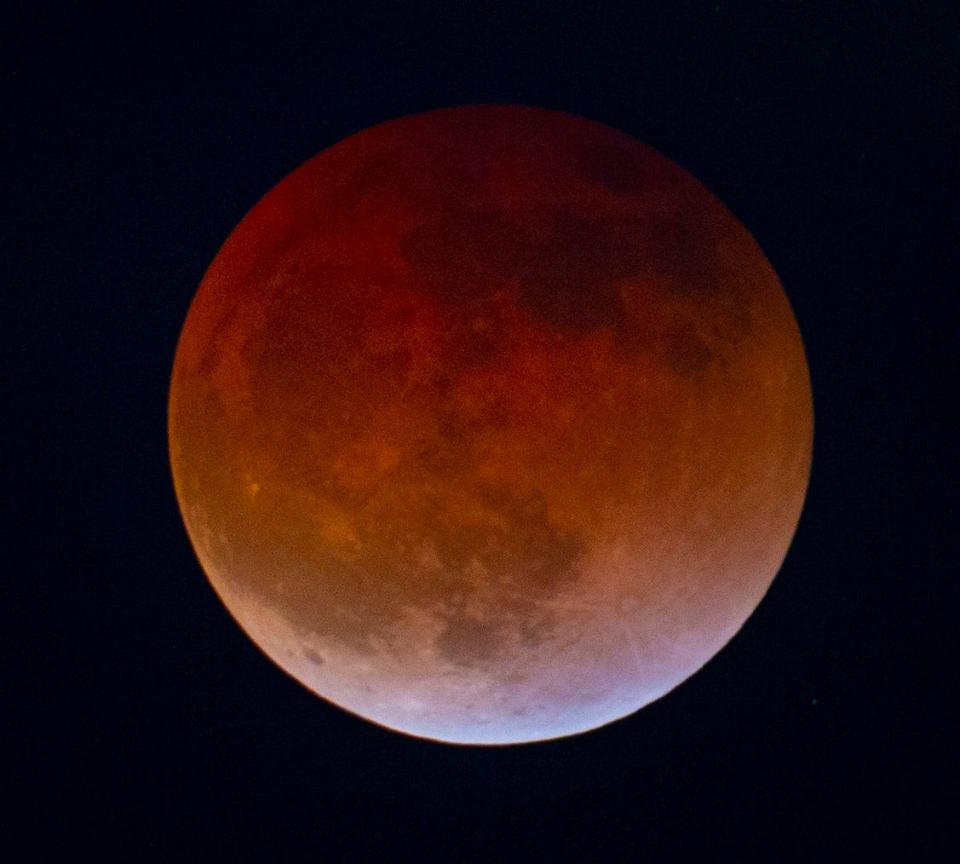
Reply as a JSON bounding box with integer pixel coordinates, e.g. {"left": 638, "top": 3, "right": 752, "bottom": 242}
{"left": 7, "top": 2, "right": 955, "bottom": 859}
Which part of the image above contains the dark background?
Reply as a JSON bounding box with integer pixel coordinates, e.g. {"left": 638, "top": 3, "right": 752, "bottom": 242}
{"left": 5, "top": 2, "right": 956, "bottom": 859}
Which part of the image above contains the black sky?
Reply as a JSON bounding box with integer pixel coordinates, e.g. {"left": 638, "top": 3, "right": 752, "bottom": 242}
{"left": 5, "top": 2, "right": 956, "bottom": 860}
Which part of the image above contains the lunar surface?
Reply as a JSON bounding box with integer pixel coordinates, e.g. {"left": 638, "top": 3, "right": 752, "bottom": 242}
{"left": 168, "top": 105, "right": 813, "bottom": 744}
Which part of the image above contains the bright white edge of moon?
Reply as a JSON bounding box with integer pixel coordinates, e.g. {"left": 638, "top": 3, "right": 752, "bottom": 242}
{"left": 194, "top": 516, "right": 795, "bottom": 746}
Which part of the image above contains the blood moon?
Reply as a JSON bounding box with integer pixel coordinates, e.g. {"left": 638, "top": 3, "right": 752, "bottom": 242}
{"left": 168, "top": 105, "right": 812, "bottom": 745}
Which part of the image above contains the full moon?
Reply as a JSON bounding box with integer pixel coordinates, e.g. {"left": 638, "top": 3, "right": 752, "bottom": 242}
{"left": 169, "top": 105, "right": 813, "bottom": 745}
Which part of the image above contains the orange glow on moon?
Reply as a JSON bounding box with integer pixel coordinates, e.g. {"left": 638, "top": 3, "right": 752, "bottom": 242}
{"left": 168, "top": 105, "right": 813, "bottom": 744}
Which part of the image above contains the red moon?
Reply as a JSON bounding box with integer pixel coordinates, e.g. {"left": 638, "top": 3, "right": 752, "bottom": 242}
{"left": 169, "top": 105, "right": 812, "bottom": 744}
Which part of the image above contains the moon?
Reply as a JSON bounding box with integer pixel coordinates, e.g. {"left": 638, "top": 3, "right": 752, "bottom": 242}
{"left": 168, "top": 105, "right": 813, "bottom": 745}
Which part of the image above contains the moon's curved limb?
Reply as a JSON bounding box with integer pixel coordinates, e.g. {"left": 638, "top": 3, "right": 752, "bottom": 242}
{"left": 169, "top": 105, "right": 813, "bottom": 745}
